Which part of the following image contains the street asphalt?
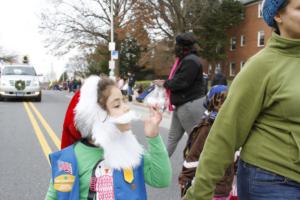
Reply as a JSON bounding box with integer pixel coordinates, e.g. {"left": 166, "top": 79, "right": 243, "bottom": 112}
{"left": 0, "top": 90, "right": 188, "bottom": 200}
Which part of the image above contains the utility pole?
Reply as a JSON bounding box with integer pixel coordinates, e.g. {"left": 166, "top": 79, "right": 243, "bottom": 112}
{"left": 109, "top": 0, "right": 116, "bottom": 80}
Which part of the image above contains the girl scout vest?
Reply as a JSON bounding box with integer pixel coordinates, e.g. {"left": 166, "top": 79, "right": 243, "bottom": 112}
{"left": 49, "top": 145, "right": 147, "bottom": 200}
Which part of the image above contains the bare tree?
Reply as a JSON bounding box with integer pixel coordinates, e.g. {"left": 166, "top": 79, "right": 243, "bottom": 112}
{"left": 40, "top": 0, "right": 154, "bottom": 75}
{"left": 0, "top": 47, "right": 18, "bottom": 63}
{"left": 39, "top": 0, "right": 151, "bottom": 55}
{"left": 65, "top": 55, "right": 88, "bottom": 78}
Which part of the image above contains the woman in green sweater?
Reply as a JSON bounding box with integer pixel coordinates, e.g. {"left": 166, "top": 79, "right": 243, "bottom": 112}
{"left": 184, "top": 0, "right": 300, "bottom": 199}
{"left": 46, "top": 76, "right": 171, "bottom": 200}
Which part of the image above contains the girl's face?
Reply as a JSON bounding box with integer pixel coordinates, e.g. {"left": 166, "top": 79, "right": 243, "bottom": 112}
{"left": 106, "top": 86, "right": 130, "bottom": 132}
{"left": 276, "top": 0, "right": 300, "bottom": 39}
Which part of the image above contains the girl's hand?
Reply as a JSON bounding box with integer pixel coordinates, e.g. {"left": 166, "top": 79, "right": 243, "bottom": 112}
{"left": 144, "top": 105, "right": 162, "bottom": 138}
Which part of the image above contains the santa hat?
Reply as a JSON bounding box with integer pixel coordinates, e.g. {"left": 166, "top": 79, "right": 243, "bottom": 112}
{"left": 61, "top": 91, "right": 81, "bottom": 149}
{"left": 61, "top": 75, "right": 107, "bottom": 149}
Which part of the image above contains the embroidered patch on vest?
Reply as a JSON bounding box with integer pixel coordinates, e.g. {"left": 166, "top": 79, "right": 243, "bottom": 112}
{"left": 58, "top": 160, "right": 73, "bottom": 174}
{"left": 54, "top": 174, "right": 75, "bottom": 192}
{"left": 123, "top": 168, "right": 134, "bottom": 184}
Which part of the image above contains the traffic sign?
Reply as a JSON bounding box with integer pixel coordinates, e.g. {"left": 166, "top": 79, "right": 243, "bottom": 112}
{"left": 111, "top": 50, "right": 118, "bottom": 60}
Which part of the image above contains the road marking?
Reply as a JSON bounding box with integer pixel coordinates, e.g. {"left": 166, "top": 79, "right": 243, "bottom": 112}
{"left": 28, "top": 102, "right": 61, "bottom": 149}
{"left": 23, "top": 102, "right": 52, "bottom": 165}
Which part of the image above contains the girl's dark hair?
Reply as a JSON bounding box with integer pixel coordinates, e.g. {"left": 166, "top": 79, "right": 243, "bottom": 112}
{"left": 273, "top": 0, "right": 290, "bottom": 34}
{"left": 97, "top": 76, "right": 116, "bottom": 110}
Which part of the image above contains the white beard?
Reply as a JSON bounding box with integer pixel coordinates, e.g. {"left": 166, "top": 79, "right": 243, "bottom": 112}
{"left": 107, "top": 110, "right": 141, "bottom": 124}
{"left": 91, "top": 121, "right": 144, "bottom": 170}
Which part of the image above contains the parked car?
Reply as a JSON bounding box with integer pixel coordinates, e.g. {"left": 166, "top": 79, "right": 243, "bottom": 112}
{"left": 0, "top": 65, "right": 42, "bottom": 101}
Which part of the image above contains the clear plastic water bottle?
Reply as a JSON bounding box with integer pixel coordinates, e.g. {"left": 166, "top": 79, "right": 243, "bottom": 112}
{"left": 144, "top": 86, "right": 166, "bottom": 112}
{"left": 157, "top": 87, "right": 166, "bottom": 112}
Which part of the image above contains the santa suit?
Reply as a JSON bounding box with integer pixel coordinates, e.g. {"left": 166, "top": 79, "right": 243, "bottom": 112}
{"left": 45, "top": 76, "right": 171, "bottom": 200}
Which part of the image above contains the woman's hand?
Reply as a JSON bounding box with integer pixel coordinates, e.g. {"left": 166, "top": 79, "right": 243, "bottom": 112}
{"left": 153, "top": 79, "right": 165, "bottom": 87}
{"left": 144, "top": 105, "right": 162, "bottom": 138}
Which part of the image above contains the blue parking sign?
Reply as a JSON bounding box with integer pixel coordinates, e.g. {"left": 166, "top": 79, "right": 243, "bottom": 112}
{"left": 111, "top": 50, "right": 118, "bottom": 60}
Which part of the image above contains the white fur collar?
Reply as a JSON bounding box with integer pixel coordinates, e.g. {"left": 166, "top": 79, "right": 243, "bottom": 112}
{"left": 92, "top": 122, "right": 144, "bottom": 170}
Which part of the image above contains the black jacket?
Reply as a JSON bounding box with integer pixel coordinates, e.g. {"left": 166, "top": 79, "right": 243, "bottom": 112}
{"left": 164, "top": 54, "right": 205, "bottom": 106}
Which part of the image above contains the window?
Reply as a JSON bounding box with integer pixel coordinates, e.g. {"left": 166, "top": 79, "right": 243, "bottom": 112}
{"left": 258, "top": 1, "right": 263, "bottom": 18}
{"left": 240, "top": 61, "right": 245, "bottom": 70}
{"left": 2, "top": 66, "right": 36, "bottom": 76}
{"left": 208, "top": 64, "right": 212, "bottom": 75}
{"left": 230, "top": 37, "right": 237, "bottom": 51}
{"left": 258, "top": 31, "right": 265, "bottom": 47}
{"left": 240, "top": 35, "right": 246, "bottom": 47}
{"left": 241, "top": 11, "right": 245, "bottom": 20}
{"left": 229, "top": 62, "right": 236, "bottom": 76}
{"left": 215, "top": 64, "right": 222, "bottom": 74}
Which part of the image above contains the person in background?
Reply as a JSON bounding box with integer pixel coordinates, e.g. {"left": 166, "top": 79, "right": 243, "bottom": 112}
{"left": 121, "top": 77, "right": 128, "bottom": 97}
{"left": 46, "top": 75, "right": 171, "bottom": 200}
{"left": 183, "top": 0, "right": 300, "bottom": 199}
{"left": 154, "top": 32, "right": 206, "bottom": 157}
{"left": 77, "top": 79, "right": 82, "bottom": 90}
{"left": 127, "top": 72, "right": 136, "bottom": 102}
{"left": 202, "top": 72, "right": 209, "bottom": 94}
{"left": 73, "top": 78, "right": 80, "bottom": 91}
{"left": 68, "top": 79, "right": 73, "bottom": 93}
{"left": 116, "top": 76, "right": 124, "bottom": 90}
{"left": 210, "top": 68, "right": 227, "bottom": 87}
{"left": 136, "top": 83, "right": 144, "bottom": 96}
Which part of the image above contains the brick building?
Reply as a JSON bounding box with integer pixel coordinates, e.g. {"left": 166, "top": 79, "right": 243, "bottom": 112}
{"left": 203, "top": 0, "right": 274, "bottom": 79}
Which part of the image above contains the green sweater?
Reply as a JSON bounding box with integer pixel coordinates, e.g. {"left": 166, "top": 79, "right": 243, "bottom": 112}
{"left": 185, "top": 32, "right": 300, "bottom": 200}
{"left": 46, "top": 135, "right": 171, "bottom": 199}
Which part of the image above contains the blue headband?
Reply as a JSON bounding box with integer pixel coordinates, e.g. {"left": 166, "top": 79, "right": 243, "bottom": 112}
{"left": 262, "top": 0, "right": 286, "bottom": 27}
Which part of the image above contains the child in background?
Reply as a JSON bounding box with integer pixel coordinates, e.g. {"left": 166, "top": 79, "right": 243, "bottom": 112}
{"left": 179, "top": 85, "right": 235, "bottom": 200}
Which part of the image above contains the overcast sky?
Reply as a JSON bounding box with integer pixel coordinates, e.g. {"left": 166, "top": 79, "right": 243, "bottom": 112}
{"left": 0, "top": 0, "right": 67, "bottom": 78}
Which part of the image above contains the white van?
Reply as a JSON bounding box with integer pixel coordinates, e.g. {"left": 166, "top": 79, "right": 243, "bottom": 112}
{"left": 0, "top": 65, "right": 42, "bottom": 101}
